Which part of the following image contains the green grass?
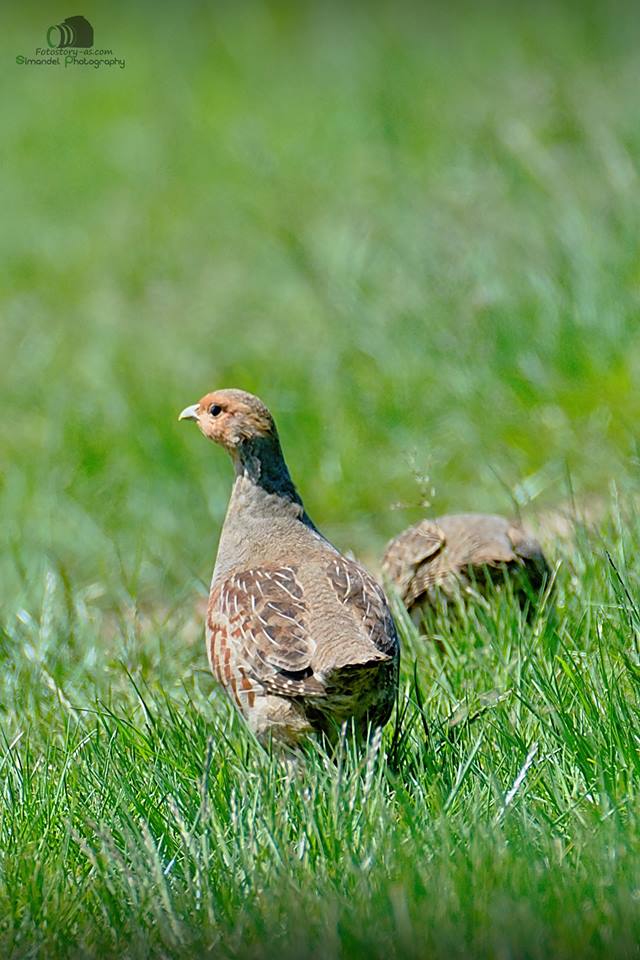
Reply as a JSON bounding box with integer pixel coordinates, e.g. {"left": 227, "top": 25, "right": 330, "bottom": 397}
{"left": 2, "top": 1, "right": 640, "bottom": 956}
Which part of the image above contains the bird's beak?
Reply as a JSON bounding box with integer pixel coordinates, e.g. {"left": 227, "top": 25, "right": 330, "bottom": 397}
{"left": 178, "top": 404, "right": 200, "bottom": 422}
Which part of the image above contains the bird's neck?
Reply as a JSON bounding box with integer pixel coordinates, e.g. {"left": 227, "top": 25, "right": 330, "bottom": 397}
{"left": 230, "top": 435, "right": 317, "bottom": 529}
{"left": 213, "top": 435, "right": 331, "bottom": 581}
{"left": 233, "top": 435, "right": 300, "bottom": 499}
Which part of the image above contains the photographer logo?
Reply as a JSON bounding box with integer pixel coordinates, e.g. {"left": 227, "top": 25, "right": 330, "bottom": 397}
{"left": 16, "top": 16, "right": 125, "bottom": 69}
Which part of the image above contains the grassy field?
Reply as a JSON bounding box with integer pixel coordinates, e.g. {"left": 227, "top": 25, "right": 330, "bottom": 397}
{"left": 2, "top": 1, "right": 640, "bottom": 956}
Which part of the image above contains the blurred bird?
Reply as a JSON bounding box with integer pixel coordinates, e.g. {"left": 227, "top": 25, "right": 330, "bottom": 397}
{"left": 382, "top": 513, "right": 550, "bottom": 617}
{"left": 179, "top": 388, "right": 399, "bottom": 746}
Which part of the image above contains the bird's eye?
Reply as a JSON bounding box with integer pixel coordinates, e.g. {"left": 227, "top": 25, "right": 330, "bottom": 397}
{"left": 209, "top": 404, "right": 222, "bottom": 417}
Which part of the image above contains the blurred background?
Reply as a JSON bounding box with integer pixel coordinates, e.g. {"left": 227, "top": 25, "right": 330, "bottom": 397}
{"left": 3, "top": 0, "right": 640, "bottom": 610}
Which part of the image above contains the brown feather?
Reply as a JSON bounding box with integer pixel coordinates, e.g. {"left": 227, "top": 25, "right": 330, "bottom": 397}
{"left": 382, "top": 513, "right": 550, "bottom": 613}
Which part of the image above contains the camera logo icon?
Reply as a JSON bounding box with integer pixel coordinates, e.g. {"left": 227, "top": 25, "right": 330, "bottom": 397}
{"left": 47, "top": 16, "right": 94, "bottom": 49}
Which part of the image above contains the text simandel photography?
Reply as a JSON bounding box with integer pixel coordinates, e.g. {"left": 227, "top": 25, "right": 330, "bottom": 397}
{"left": 16, "top": 15, "right": 125, "bottom": 69}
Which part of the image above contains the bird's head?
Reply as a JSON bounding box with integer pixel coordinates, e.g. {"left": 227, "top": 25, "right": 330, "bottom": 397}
{"left": 179, "top": 388, "right": 277, "bottom": 454}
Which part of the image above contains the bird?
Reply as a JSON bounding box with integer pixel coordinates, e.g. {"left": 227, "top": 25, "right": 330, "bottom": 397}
{"left": 382, "top": 513, "right": 550, "bottom": 617}
{"left": 179, "top": 388, "right": 399, "bottom": 747}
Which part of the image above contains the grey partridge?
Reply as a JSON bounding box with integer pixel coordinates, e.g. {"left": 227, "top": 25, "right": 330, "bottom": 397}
{"left": 382, "top": 513, "right": 550, "bottom": 616}
{"left": 179, "top": 389, "right": 399, "bottom": 746}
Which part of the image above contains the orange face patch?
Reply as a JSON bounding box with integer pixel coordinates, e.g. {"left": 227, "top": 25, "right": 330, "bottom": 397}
{"left": 194, "top": 389, "right": 276, "bottom": 450}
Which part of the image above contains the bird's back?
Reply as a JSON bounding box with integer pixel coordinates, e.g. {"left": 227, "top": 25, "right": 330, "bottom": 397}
{"left": 383, "top": 512, "right": 549, "bottom": 611}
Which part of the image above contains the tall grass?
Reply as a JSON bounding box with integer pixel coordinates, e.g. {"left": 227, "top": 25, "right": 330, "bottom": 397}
{"left": 1, "top": 511, "right": 640, "bottom": 957}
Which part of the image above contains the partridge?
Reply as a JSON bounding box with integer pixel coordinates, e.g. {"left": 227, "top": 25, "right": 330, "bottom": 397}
{"left": 382, "top": 513, "right": 549, "bottom": 616}
{"left": 179, "top": 389, "right": 399, "bottom": 746}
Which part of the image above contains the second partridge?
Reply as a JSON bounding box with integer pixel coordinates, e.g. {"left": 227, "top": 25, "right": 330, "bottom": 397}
{"left": 382, "top": 513, "right": 549, "bottom": 615}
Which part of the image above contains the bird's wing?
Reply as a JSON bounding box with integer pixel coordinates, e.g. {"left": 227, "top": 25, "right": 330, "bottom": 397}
{"left": 208, "top": 566, "right": 326, "bottom": 698}
{"left": 381, "top": 520, "right": 446, "bottom": 601}
{"left": 326, "top": 554, "right": 399, "bottom": 659}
